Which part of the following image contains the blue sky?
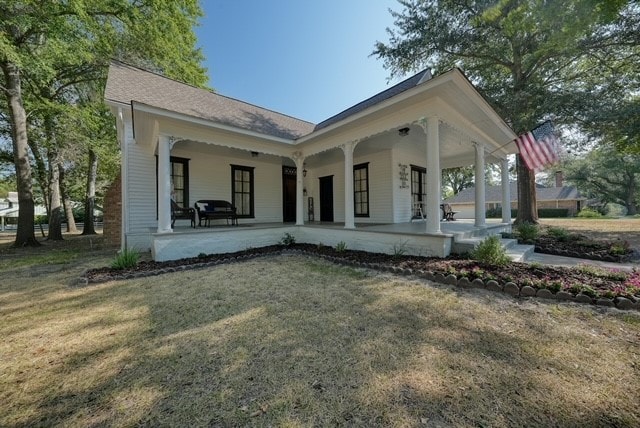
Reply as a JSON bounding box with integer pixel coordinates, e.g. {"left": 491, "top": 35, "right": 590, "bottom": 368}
{"left": 195, "top": 0, "right": 403, "bottom": 124}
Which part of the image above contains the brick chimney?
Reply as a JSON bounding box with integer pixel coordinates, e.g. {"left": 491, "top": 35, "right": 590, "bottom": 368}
{"left": 555, "top": 171, "right": 563, "bottom": 188}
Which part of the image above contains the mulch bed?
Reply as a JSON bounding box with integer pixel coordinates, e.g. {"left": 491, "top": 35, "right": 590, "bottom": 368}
{"left": 82, "top": 243, "right": 640, "bottom": 311}
{"left": 533, "top": 235, "right": 635, "bottom": 262}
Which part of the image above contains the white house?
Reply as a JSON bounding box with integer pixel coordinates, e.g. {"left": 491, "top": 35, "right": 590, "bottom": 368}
{"left": 104, "top": 61, "right": 517, "bottom": 261}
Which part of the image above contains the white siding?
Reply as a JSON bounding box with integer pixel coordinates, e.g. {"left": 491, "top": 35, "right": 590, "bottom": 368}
{"left": 124, "top": 140, "right": 286, "bottom": 250}
{"left": 306, "top": 148, "right": 393, "bottom": 224}
{"left": 392, "top": 141, "right": 427, "bottom": 223}
{"left": 172, "top": 145, "right": 283, "bottom": 224}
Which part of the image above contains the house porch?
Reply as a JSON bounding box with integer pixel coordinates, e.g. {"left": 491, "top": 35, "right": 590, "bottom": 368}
{"left": 151, "top": 219, "right": 510, "bottom": 261}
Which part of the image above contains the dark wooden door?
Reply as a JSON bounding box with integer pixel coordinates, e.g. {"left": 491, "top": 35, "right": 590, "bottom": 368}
{"left": 319, "top": 175, "right": 334, "bottom": 222}
{"left": 282, "top": 166, "right": 297, "bottom": 222}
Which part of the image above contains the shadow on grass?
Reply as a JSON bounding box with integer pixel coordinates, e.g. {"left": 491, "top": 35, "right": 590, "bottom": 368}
{"left": 3, "top": 256, "right": 639, "bottom": 427}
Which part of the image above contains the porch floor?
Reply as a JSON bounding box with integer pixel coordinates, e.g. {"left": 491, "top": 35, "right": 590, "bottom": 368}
{"left": 171, "top": 218, "right": 508, "bottom": 239}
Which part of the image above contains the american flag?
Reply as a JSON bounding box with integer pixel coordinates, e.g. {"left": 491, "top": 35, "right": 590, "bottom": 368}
{"left": 514, "top": 120, "right": 561, "bottom": 172}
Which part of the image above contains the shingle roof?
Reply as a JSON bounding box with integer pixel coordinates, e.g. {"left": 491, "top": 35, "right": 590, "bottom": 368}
{"left": 444, "top": 182, "right": 585, "bottom": 204}
{"left": 105, "top": 61, "right": 315, "bottom": 140}
{"left": 314, "top": 69, "right": 432, "bottom": 131}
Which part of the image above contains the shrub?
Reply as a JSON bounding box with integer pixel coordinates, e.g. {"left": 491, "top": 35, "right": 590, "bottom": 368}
{"left": 516, "top": 222, "right": 539, "bottom": 243}
{"left": 546, "top": 226, "right": 569, "bottom": 242}
{"left": 279, "top": 232, "right": 296, "bottom": 246}
{"left": 392, "top": 241, "right": 408, "bottom": 258}
{"left": 335, "top": 241, "right": 347, "bottom": 253}
{"left": 111, "top": 248, "right": 139, "bottom": 270}
{"left": 470, "top": 235, "right": 510, "bottom": 266}
{"left": 609, "top": 240, "right": 630, "bottom": 256}
{"left": 577, "top": 207, "right": 603, "bottom": 218}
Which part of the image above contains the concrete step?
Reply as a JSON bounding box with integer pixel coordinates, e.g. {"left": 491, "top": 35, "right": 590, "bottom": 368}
{"left": 505, "top": 244, "right": 535, "bottom": 262}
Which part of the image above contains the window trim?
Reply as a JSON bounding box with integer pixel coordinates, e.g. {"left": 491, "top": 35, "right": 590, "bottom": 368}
{"left": 353, "top": 162, "right": 370, "bottom": 218}
{"left": 231, "top": 164, "right": 255, "bottom": 218}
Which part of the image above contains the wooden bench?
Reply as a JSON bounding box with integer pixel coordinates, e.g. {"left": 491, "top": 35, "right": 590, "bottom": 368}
{"left": 171, "top": 200, "right": 195, "bottom": 228}
{"left": 440, "top": 203, "right": 458, "bottom": 221}
{"left": 194, "top": 200, "right": 238, "bottom": 227}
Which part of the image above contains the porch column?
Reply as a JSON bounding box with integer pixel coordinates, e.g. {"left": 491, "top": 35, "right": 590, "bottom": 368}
{"left": 424, "top": 117, "right": 441, "bottom": 234}
{"left": 501, "top": 158, "right": 511, "bottom": 224}
{"left": 293, "top": 152, "right": 305, "bottom": 226}
{"left": 157, "top": 134, "right": 172, "bottom": 233}
{"left": 474, "top": 142, "right": 486, "bottom": 227}
{"left": 341, "top": 141, "right": 357, "bottom": 229}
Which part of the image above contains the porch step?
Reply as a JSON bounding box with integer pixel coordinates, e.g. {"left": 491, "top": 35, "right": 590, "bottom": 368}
{"left": 451, "top": 237, "right": 533, "bottom": 262}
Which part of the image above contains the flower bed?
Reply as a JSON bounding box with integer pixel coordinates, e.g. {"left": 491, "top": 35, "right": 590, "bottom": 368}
{"left": 81, "top": 243, "right": 640, "bottom": 311}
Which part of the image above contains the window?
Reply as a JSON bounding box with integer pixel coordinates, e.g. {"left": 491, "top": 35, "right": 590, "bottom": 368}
{"left": 411, "top": 165, "right": 426, "bottom": 218}
{"left": 156, "top": 156, "right": 190, "bottom": 210}
{"left": 231, "top": 165, "right": 254, "bottom": 217}
{"left": 170, "top": 157, "right": 189, "bottom": 208}
{"left": 354, "top": 163, "right": 369, "bottom": 217}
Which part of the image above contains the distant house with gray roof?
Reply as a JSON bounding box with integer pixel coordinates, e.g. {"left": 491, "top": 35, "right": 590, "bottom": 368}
{"left": 443, "top": 181, "right": 586, "bottom": 218}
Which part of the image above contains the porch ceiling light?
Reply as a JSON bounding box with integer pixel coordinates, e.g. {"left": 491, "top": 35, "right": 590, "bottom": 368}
{"left": 303, "top": 163, "right": 307, "bottom": 177}
{"left": 398, "top": 127, "right": 410, "bottom": 137}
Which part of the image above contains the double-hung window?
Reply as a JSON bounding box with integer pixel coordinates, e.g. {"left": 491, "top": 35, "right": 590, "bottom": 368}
{"left": 354, "top": 163, "right": 369, "bottom": 217}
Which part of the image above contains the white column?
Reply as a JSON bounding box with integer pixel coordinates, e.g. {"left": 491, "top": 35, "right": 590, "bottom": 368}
{"left": 342, "top": 141, "right": 357, "bottom": 229}
{"left": 501, "top": 158, "right": 511, "bottom": 224}
{"left": 157, "top": 135, "right": 173, "bottom": 233}
{"left": 293, "top": 153, "right": 305, "bottom": 226}
{"left": 474, "top": 142, "right": 486, "bottom": 227}
{"left": 425, "top": 117, "right": 441, "bottom": 234}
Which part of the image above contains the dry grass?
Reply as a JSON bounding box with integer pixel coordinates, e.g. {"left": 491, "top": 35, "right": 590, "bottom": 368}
{"left": 1, "top": 251, "right": 640, "bottom": 427}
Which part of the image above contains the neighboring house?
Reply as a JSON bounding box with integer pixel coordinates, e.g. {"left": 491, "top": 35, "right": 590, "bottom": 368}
{"left": 0, "top": 192, "right": 48, "bottom": 231}
{"left": 444, "top": 180, "right": 587, "bottom": 219}
{"left": 104, "top": 61, "right": 518, "bottom": 261}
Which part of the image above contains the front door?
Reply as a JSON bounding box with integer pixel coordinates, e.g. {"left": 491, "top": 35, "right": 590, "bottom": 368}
{"left": 319, "top": 175, "right": 334, "bottom": 222}
{"left": 282, "top": 166, "right": 297, "bottom": 222}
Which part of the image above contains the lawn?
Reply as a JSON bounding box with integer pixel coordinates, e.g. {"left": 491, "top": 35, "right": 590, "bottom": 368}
{"left": 1, "top": 236, "right": 639, "bottom": 427}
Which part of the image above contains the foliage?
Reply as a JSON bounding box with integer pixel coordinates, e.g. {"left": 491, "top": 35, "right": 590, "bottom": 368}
{"left": 110, "top": 248, "right": 139, "bottom": 270}
{"left": 577, "top": 208, "right": 604, "bottom": 218}
{"left": 373, "top": 0, "right": 638, "bottom": 223}
{"left": 546, "top": 227, "right": 570, "bottom": 242}
{"left": 392, "top": 240, "right": 409, "bottom": 258}
{"left": 516, "top": 222, "right": 539, "bottom": 243}
{"left": 565, "top": 146, "right": 640, "bottom": 215}
{"left": 1, "top": 0, "right": 209, "bottom": 246}
{"left": 280, "top": 233, "right": 296, "bottom": 246}
{"left": 335, "top": 241, "right": 347, "bottom": 253}
{"left": 470, "top": 235, "right": 510, "bottom": 267}
{"left": 609, "top": 240, "right": 630, "bottom": 256}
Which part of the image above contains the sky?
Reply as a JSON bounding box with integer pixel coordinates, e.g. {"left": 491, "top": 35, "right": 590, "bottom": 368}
{"left": 195, "top": 0, "right": 403, "bottom": 124}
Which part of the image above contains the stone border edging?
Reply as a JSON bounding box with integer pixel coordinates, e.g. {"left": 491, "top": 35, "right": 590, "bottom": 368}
{"left": 76, "top": 248, "right": 639, "bottom": 312}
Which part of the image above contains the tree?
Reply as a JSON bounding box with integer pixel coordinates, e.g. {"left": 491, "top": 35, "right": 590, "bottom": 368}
{"left": 442, "top": 167, "right": 474, "bottom": 198}
{"left": 373, "top": 0, "right": 638, "bottom": 224}
{"left": 565, "top": 147, "right": 639, "bottom": 215}
{"left": 1, "top": 1, "right": 208, "bottom": 246}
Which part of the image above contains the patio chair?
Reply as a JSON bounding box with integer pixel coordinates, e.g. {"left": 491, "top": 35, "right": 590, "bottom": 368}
{"left": 171, "top": 199, "right": 195, "bottom": 228}
{"left": 440, "top": 203, "right": 459, "bottom": 221}
{"left": 195, "top": 200, "right": 238, "bottom": 227}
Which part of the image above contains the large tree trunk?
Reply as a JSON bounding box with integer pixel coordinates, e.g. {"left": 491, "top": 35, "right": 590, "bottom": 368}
{"left": 59, "top": 165, "right": 78, "bottom": 233}
{"left": 515, "top": 155, "right": 538, "bottom": 225}
{"left": 47, "top": 147, "right": 64, "bottom": 240}
{"left": 1, "top": 61, "right": 39, "bottom": 247}
{"left": 82, "top": 148, "right": 98, "bottom": 235}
